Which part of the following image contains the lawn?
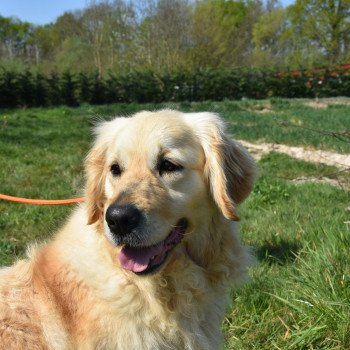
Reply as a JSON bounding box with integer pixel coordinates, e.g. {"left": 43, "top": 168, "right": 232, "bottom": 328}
{"left": 0, "top": 99, "right": 349, "bottom": 349}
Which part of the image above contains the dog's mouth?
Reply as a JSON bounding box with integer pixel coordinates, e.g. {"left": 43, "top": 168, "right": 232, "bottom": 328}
{"left": 118, "top": 218, "right": 188, "bottom": 275}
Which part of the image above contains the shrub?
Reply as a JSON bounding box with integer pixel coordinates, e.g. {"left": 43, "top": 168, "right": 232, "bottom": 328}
{"left": 0, "top": 66, "right": 349, "bottom": 108}
{"left": 60, "top": 71, "right": 79, "bottom": 107}
{"left": 47, "top": 72, "right": 62, "bottom": 106}
{"left": 0, "top": 70, "right": 19, "bottom": 108}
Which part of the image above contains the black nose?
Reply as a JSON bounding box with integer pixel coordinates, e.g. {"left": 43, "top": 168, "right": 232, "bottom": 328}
{"left": 105, "top": 204, "right": 141, "bottom": 236}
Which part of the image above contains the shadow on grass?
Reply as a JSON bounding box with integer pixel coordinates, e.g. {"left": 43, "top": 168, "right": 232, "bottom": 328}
{"left": 255, "top": 239, "right": 301, "bottom": 265}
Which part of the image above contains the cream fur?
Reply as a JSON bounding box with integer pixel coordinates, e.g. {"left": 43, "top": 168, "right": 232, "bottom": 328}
{"left": 0, "top": 110, "right": 255, "bottom": 349}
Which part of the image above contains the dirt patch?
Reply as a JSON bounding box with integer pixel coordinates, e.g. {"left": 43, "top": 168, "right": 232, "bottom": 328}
{"left": 290, "top": 176, "right": 349, "bottom": 191}
{"left": 239, "top": 139, "right": 349, "bottom": 191}
{"left": 238, "top": 140, "right": 350, "bottom": 170}
{"left": 244, "top": 102, "right": 273, "bottom": 114}
{"left": 304, "top": 101, "right": 328, "bottom": 109}
{"left": 304, "top": 98, "right": 350, "bottom": 109}
{"left": 256, "top": 108, "right": 273, "bottom": 114}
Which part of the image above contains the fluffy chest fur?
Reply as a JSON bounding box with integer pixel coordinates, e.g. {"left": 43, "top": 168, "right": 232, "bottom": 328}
{"left": 28, "top": 207, "right": 250, "bottom": 350}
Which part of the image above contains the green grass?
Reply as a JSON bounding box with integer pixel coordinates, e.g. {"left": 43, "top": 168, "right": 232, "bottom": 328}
{"left": 177, "top": 98, "right": 350, "bottom": 153}
{"left": 0, "top": 100, "right": 349, "bottom": 348}
{"left": 225, "top": 162, "right": 349, "bottom": 349}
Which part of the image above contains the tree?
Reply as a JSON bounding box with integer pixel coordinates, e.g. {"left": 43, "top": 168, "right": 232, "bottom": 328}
{"left": 191, "top": 0, "right": 254, "bottom": 68}
{"left": 29, "top": 25, "right": 54, "bottom": 65}
{"left": 77, "top": 72, "right": 92, "bottom": 103}
{"left": 90, "top": 71, "right": 106, "bottom": 104}
{"left": 17, "top": 69, "right": 34, "bottom": 106}
{"left": 60, "top": 71, "right": 79, "bottom": 106}
{"left": 79, "top": 1, "right": 137, "bottom": 76}
{"left": 33, "top": 72, "right": 48, "bottom": 106}
{"left": 288, "top": 0, "right": 350, "bottom": 65}
{"left": 137, "top": 0, "right": 193, "bottom": 71}
{"left": 252, "top": 8, "right": 290, "bottom": 67}
{"left": 47, "top": 71, "right": 62, "bottom": 105}
{"left": 0, "top": 69, "right": 18, "bottom": 107}
{"left": 0, "top": 16, "right": 33, "bottom": 62}
{"left": 0, "top": 0, "right": 349, "bottom": 74}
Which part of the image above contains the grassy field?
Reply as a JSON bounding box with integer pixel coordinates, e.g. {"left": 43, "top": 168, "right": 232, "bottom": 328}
{"left": 0, "top": 99, "right": 349, "bottom": 349}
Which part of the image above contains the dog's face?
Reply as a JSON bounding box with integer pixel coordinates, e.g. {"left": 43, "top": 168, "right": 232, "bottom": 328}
{"left": 85, "top": 110, "right": 255, "bottom": 276}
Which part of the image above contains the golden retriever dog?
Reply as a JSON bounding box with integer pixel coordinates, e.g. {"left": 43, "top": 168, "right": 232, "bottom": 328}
{"left": 0, "top": 110, "right": 255, "bottom": 349}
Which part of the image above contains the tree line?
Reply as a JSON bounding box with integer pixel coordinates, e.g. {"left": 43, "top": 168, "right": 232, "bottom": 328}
{"left": 1, "top": 68, "right": 349, "bottom": 108}
{"left": 1, "top": 0, "right": 350, "bottom": 76}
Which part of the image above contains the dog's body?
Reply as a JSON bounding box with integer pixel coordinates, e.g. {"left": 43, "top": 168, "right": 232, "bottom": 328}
{"left": 0, "top": 110, "right": 255, "bottom": 349}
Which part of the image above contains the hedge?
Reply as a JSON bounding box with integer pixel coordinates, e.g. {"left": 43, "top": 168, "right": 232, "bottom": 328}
{"left": 0, "top": 67, "right": 349, "bottom": 108}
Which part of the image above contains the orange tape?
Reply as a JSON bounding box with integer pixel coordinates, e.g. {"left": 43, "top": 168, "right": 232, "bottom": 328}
{"left": 0, "top": 193, "right": 85, "bottom": 205}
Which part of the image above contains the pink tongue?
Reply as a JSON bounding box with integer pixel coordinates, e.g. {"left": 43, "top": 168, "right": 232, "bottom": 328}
{"left": 118, "top": 225, "right": 185, "bottom": 273}
{"left": 119, "top": 242, "right": 164, "bottom": 273}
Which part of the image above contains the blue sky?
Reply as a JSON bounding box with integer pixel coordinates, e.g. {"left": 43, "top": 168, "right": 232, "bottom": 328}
{"left": 0, "top": 0, "right": 295, "bottom": 25}
{"left": 0, "top": 0, "right": 88, "bottom": 25}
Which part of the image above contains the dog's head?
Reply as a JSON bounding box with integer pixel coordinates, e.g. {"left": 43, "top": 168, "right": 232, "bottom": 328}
{"left": 85, "top": 110, "right": 255, "bottom": 275}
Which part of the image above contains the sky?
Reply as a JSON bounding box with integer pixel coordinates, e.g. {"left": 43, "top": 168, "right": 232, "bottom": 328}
{"left": 0, "top": 0, "right": 295, "bottom": 25}
{"left": 0, "top": 0, "right": 88, "bottom": 25}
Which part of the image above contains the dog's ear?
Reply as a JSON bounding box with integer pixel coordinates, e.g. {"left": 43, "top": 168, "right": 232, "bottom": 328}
{"left": 183, "top": 112, "right": 256, "bottom": 221}
{"left": 85, "top": 140, "right": 107, "bottom": 225}
{"left": 85, "top": 117, "right": 127, "bottom": 225}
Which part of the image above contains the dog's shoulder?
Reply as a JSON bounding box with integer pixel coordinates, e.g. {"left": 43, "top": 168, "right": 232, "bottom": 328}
{"left": 0, "top": 259, "right": 50, "bottom": 349}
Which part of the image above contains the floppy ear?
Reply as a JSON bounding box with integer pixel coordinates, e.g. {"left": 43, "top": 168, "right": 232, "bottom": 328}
{"left": 85, "top": 117, "right": 128, "bottom": 225}
{"left": 85, "top": 141, "right": 107, "bottom": 225}
{"left": 183, "top": 112, "right": 256, "bottom": 221}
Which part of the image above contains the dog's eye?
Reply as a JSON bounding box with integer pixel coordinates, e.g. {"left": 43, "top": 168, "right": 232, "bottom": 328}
{"left": 110, "top": 163, "right": 122, "bottom": 177}
{"left": 158, "top": 159, "right": 183, "bottom": 176}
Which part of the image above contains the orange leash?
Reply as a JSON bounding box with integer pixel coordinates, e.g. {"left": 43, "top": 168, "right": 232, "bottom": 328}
{"left": 0, "top": 193, "right": 85, "bottom": 205}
